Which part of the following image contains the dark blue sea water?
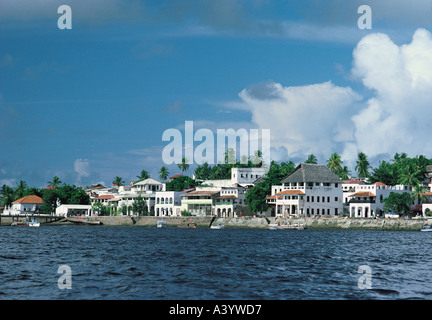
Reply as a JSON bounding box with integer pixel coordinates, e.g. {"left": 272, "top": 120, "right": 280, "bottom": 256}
{"left": 1, "top": 225, "right": 432, "bottom": 300}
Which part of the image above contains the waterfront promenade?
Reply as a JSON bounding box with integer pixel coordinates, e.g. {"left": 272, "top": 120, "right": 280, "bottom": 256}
{"left": 1, "top": 215, "right": 429, "bottom": 231}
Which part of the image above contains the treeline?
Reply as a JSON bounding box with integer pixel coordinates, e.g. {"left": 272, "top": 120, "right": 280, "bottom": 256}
{"left": 306, "top": 152, "right": 432, "bottom": 186}
{"left": 245, "top": 152, "right": 432, "bottom": 215}
{"left": 0, "top": 177, "right": 90, "bottom": 214}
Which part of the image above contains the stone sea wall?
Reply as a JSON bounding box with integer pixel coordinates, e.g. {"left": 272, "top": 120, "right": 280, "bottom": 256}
{"left": 1, "top": 215, "right": 429, "bottom": 230}
{"left": 96, "top": 216, "right": 430, "bottom": 231}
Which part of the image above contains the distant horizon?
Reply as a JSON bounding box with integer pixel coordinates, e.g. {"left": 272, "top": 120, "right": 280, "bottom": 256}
{"left": 2, "top": 1, "right": 432, "bottom": 189}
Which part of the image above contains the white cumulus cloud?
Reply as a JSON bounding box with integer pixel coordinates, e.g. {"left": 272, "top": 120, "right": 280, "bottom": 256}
{"left": 345, "top": 28, "right": 432, "bottom": 163}
{"left": 230, "top": 28, "right": 432, "bottom": 167}
{"left": 236, "top": 80, "right": 361, "bottom": 161}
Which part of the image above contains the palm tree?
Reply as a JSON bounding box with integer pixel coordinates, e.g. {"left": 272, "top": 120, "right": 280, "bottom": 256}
{"left": 355, "top": 152, "right": 371, "bottom": 178}
{"left": 327, "top": 153, "right": 343, "bottom": 175}
{"left": 338, "top": 166, "right": 351, "bottom": 180}
{"left": 305, "top": 154, "right": 318, "bottom": 164}
{"left": 15, "top": 180, "right": 28, "bottom": 199}
{"left": 136, "top": 170, "right": 150, "bottom": 181}
{"left": 1, "top": 184, "right": 15, "bottom": 207}
{"left": 178, "top": 157, "right": 190, "bottom": 174}
{"left": 159, "top": 166, "right": 170, "bottom": 182}
{"left": 392, "top": 152, "right": 407, "bottom": 164}
{"left": 398, "top": 164, "right": 421, "bottom": 186}
{"left": 411, "top": 184, "right": 427, "bottom": 205}
{"left": 112, "top": 176, "right": 125, "bottom": 187}
{"left": 47, "top": 176, "right": 62, "bottom": 187}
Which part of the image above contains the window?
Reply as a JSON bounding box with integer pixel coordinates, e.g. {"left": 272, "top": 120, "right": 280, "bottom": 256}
{"left": 335, "top": 183, "right": 338, "bottom": 188}
{"left": 307, "top": 196, "right": 310, "bottom": 202}
{"left": 311, "top": 196, "right": 314, "bottom": 202}
{"left": 317, "top": 197, "right": 320, "bottom": 202}
{"left": 335, "top": 197, "right": 338, "bottom": 202}
{"left": 327, "top": 196, "right": 330, "bottom": 202}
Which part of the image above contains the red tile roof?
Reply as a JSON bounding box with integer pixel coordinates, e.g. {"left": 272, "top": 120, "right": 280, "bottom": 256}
{"left": 373, "top": 182, "right": 386, "bottom": 187}
{"left": 12, "top": 195, "right": 44, "bottom": 204}
{"left": 93, "top": 195, "right": 115, "bottom": 200}
{"left": 348, "top": 191, "right": 376, "bottom": 197}
{"left": 275, "top": 190, "right": 306, "bottom": 196}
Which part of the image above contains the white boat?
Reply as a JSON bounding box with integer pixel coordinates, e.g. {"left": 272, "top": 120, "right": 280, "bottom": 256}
{"left": 157, "top": 220, "right": 167, "bottom": 228}
{"left": 15, "top": 218, "right": 40, "bottom": 227}
{"left": 210, "top": 223, "right": 224, "bottom": 229}
{"left": 29, "top": 220, "right": 40, "bottom": 227}
{"left": 421, "top": 224, "right": 432, "bottom": 232}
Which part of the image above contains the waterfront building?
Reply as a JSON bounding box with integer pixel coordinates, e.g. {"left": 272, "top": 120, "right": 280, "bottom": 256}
{"left": 180, "top": 188, "right": 220, "bottom": 216}
{"left": 3, "top": 195, "right": 44, "bottom": 215}
{"left": 155, "top": 190, "right": 185, "bottom": 216}
{"left": 268, "top": 163, "right": 343, "bottom": 218}
{"left": 214, "top": 186, "right": 251, "bottom": 217}
{"left": 231, "top": 167, "right": 267, "bottom": 187}
{"left": 344, "top": 182, "right": 411, "bottom": 218}
{"left": 55, "top": 204, "right": 92, "bottom": 217}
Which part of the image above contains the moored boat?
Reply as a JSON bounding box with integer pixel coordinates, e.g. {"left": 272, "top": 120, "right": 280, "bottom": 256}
{"left": 421, "top": 224, "right": 432, "bottom": 232}
{"left": 210, "top": 223, "right": 224, "bottom": 229}
{"left": 157, "top": 220, "right": 167, "bottom": 228}
{"left": 14, "top": 218, "right": 40, "bottom": 227}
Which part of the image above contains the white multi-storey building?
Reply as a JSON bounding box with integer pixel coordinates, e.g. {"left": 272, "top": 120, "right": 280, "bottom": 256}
{"left": 268, "top": 163, "right": 343, "bottom": 217}
{"left": 155, "top": 191, "right": 185, "bottom": 216}
{"left": 343, "top": 181, "right": 411, "bottom": 218}
{"left": 231, "top": 167, "right": 267, "bottom": 186}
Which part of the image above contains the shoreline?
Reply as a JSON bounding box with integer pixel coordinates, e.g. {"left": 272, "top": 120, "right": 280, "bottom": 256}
{"left": 1, "top": 215, "right": 430, "bottom": 231}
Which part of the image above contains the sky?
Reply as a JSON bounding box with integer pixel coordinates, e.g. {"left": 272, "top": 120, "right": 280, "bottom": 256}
{"left": 1, "top": 0, "right": 432, "bottom": 188}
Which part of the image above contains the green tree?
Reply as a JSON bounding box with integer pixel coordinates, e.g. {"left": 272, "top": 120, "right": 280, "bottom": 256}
{"left": 136, "top": 170, "right": 150, "bottom": 181}
{"left": 305, "top": 154, "right": 318, "bottom": 164}
{"left": 356, "top": 152, "right": 371, "bottom": 178}
{"left": 132, "top": 196, "right": 148, "bottom": 216}
{"left": 338, "top": 166, "right": 351, "bottom": 180}
{"left": 159, "top": 166, "right": 170, "bottom": 182}
{"left": 47, "top": 176, "right": 62, "bottom": 187}
{"left": 245, "top": 184, "right": 269, "bottom": 215}
{"left": 92, "top": 201, "right": 105, "bottom": 216}
{"left": 113, "top": 176, "right": 125, "bottom": 187}
{"left": 14, "top": 180, "right": 28, "bottom": 199}
{"left": 382, "top": 192, "right": 413, "bottom": 215}
{"left": 369, "top": 160, "right": 398, "bottom": 185}
{"left": 397, "top": 159, "right": 422, "bottom": 186}
{"left": 165, "top": 176, "right": 196, "bottom": 191}
{"left": 0, "top": 185, "right": 15, "bottom": 207}
{"left": 178, "top": 157, "right": 190, "bottom": 174}
{"left": 327, "top": 153, "right": 343, "bottom": 175}
{"left": 411, "top": 184, "right": 428, "bottom": 205}
{"left": 194, "top": 162, "right": 212, "bottom": 181}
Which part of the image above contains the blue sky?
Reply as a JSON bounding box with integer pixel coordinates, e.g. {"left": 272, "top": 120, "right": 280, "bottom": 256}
{"left": 1, "top": 0, "right": 432, "bottom": 188}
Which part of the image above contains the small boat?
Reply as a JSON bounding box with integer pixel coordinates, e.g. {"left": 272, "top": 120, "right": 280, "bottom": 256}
{"left": 157, "top": 220, "right": 167, "bottom": 228}
{"left": 421, "top": 224, "right": 432, "bottom": 232}
{"left": 15, "top": 218, "right": 40, "bottom": 227}
{"left": 210, "top": 223, "right": 224, "bottom": 229}
{"left": 29, "top": 220, "right": 40, "bottom": 227}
